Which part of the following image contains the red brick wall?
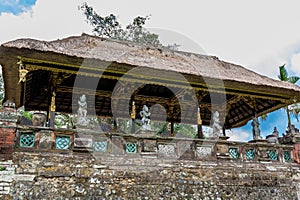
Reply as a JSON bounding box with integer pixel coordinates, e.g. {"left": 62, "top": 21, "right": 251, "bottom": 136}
{"left": 0, "top": 127, "right": 15, "bottom": 159}
{"left": 0, "top": 107, "right": 17, "bottom": 159}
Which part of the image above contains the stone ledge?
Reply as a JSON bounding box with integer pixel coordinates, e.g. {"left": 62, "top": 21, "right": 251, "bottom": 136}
{"left": 0, "top": 161, "right": 13, "bottom": 165}
{"left": 13, "top": 174, "right": 35, "bottom": 182}
{"left": 93, "top": 164, "right": 107, "bottom": 169}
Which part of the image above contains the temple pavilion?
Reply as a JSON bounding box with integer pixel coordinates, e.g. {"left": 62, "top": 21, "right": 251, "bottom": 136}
{"left": 0, "top": 34, "right": 300, "bottom": 138}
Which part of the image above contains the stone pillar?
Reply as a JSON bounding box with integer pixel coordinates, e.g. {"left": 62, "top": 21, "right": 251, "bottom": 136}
{"left": 0, "top": 100, "right": 18, "bottom": 159}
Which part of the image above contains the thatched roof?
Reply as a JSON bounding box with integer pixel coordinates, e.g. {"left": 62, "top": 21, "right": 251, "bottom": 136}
{"left": 2, "top": 34, "right": 300, "bottom": 91}
{"left": 0, "top": 34, "right": 300, "bottom": 128}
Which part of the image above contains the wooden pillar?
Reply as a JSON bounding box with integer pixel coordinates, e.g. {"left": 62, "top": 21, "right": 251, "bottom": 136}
{"left": 197, "top": 107, "right": 203, "bottom": 139}
{"left": 47, "top": 72, "right": 71, "bottom": 127}
{"left": 170, "top": 122, "right": 174, "bottom": 137}
{"left": 130, "top": 101, "right": 136, "bottom": 134}
{"left": 113, "top": 119, "right": 117, "bottom": 133}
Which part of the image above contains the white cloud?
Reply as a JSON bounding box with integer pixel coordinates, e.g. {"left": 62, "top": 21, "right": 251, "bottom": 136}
{"left": 227, "top": 129, "right": 251, "bottom": 142}
{"left": 0, "top": 0, "right": 91, "bottom": 44}
{"left": 1, "top": 0, "right": 300, "bottom": 80}
{"left": 291, "top": 53, "right": 300, "bottom": 75}
{"left": 202, "top": 126, "right": 251, "bottom": 142}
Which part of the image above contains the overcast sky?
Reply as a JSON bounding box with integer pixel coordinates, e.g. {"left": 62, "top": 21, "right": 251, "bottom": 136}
{"left": 1, "top": 0, "right": 300, "bottom": 141}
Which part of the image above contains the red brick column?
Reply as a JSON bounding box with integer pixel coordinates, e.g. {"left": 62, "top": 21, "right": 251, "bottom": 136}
{"left": 0, "top": 106, "right": 18, "bottom": 159}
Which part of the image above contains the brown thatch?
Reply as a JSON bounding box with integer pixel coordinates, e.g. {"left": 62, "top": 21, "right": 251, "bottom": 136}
{"left": 0, "top": 34, "right": 300, "bottom": 128}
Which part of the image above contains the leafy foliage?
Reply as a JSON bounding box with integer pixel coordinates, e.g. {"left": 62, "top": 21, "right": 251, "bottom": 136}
{"left": 278, "top": 64, "right": 300, "bottom": 84}
{"left": 288, "top": 103, "right": 300, "bottom": 122}
{"left": 22, "top": 111, "right": 33, "bottom": 120}
{"left": 174, "top": 124, "right": 197, "bottom": 138}
{"left": 278, "top": 64, "right": 300, "bottom": 125}
{"left": 79, "top": 2, "right": 178, "bottom": 49}
{"left": 54, "top": 113, "right": 75, "bottom": 129}
{"left": 0, "top": 166, "right": 6, "bottom": 171}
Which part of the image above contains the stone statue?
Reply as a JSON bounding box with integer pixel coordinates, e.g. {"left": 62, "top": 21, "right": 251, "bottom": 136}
{"left": 272, "top": 126, "right": 279, "bottom": 137}
{"left": 140, "top": 105, "right": 151, "bottom": 130}
{"left": 212, "top": 111, "right": 222, "bottom": 137}
{"left": 266, "top": 127, "right": 279, "bottom": 144}
{"left": 3, "top": 100, "right": 15, "bottom": 109}
{"left": 76, "top": 94, "right": 88, "bottom": 126}
{"left": 251, "top": 116, "right": 262, "bottom": 140}
{"left": 32, "top": 112, "right": 47, "bottom": 126}
{"left": 286, "top": 124, "right": 300, "bottom": 136}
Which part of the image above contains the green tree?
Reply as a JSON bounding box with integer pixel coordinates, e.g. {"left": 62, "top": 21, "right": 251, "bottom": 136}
{"left": 79, "top": 3, "right": 178, "bottom": 48}
{"left": 278, "top": 64, "right": 300, "bottom": 126}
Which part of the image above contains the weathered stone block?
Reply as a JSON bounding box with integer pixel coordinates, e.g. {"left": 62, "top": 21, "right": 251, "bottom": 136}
{"left": 141, "top": 139, "right": 157, "bottom": 152}
{"left": 111, "top": 136, "right": 124, "bottom": 155}
{"left": 216, "top": 144, "right": 228, "bottom": 154}
{"left": 38, "top": 166, "right": 72, "bottom": 177}
{"left": 74, "top": 134, "right": 93, "bottom": 149}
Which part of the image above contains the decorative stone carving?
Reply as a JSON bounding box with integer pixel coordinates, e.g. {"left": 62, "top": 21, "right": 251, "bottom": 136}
{"left": 76, "top": 94, "right": 88, "bottom": 126}
{"left": 196, "top": 146, "right": 212, "bottom": 158}
{"left": 286, "top": 124, "right": 300, "bottom": 136}
{"left": 38, "top": 131, "right": 52, "bottom": 150}
{"left": 251, "top": 116, "right": 262, "bottom": 140}
{"left": 212, "top": 111, "right": 222, "bottom": 137}
{"left": 32, "top": 112, "right": 47, "bottom": 126}
{"left": 279, "top": 124, "right": 300, "bottom": 144}
{"left": 158, "top": 143, "right": 176, "bottom": 156}
{"left": 140, "top": 105, "right": 151, "bottom": 130}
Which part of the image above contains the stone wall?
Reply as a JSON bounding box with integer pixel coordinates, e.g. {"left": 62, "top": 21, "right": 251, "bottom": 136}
{"left": 0, "top": 124, "right": 300, "bottom": 199}
{"left": 0, "top": 160, "right": 14, "bottom": 198}
{"left": 1, "top": 151, "right": 299, "bottom": 199}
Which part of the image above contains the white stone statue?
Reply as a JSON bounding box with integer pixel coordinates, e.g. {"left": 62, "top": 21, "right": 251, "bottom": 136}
{"left": 251, "top": 116, "right": 262, "bottom": 140}
{"left": 76, "top": 94, "right": 88, "bottom": 126}
{"left": 212, "top": 111, "right": 222, "bottom": 137}
{"left": 140, "top": 105, "right": 151, "bottom": 130}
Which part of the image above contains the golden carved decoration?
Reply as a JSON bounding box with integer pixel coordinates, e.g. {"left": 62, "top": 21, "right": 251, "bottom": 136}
{"left": 131, "top": 101, "right": 136, "bottom": 119}
{"left": 17, "top": 60, "right": 29, "bottom": 83}
{"left": 197, "top": 107, "right": 202, "bottom": 125}
{"left": 50, "top": 92, "right": 56, "bottom": 112}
